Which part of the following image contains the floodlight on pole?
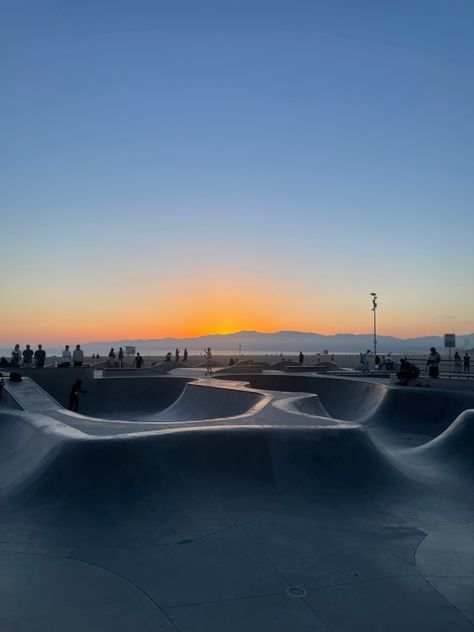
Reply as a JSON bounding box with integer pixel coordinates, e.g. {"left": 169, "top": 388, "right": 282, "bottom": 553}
{"left": 370, "top": 292, "right": 378, "bottom": 360}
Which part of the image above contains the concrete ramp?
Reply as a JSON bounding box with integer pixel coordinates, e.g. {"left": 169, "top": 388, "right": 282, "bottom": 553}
{"left": 0, "top": 413, "right": 406, "bottom": 507}
{"left": 416, "top": 409, "right": 474, "bottom": 469}
{"left": 145, "top": 381, "right": 266, "bottom": 421}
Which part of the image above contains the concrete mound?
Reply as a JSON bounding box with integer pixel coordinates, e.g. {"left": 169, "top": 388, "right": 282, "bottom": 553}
{"left": 271, "top": 360, "right": 300, "bottom": 369}
{"left": 0, "top": 419, "right": 406, "bottom": 506}
{"left": 144, "top": 382, "right": 265, "bottom": 421}
{"left": 217, "top": 373, "right": 386, "bottom": 421}
{"left": 195, "top": 359, "right": 224, "bottom": 368}
{"left": 417, "top": 409, "right": 474, "bottom": 467}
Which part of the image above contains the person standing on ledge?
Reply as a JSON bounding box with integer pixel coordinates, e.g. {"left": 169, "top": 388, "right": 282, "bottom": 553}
{"left": 427, "top": 346, "right": 441, "bottom": 378}
{"left": 464, "top": 352, "right": 471, "bottom": 373}
{"left": 34, "top": 344, "right": 46, "bottom": 368}
{"left": 118, "top": 347, "right": 124, "bottom": 368}
{"left": 299, "top": 351, "right": 304, "bottom": 364}
{"left": 73, "top": 344, "right": 84, "bottom": 367}
{"left": 11, "top": 344, "right": 21, "bottom": 367}
{"left": 183, "top": 348, "right": 188, "bottom": 363}
{"left": 133, "top": 352, "right": 144, "bottom": 368}
{"left": 61, "top": 345, "right": 72, "bottom": 367}
{"left": 175, "top": 348, "right": 180, "bottom": 362}
{"left": 454, "top": 351, "right": 462, "bottom": 373}
{"left": 22, "top": 345, "right": 34, "bottom": 368}
{"left": 68, "top": 379, "right": 87, "bottom": 412}
{"left": 108, "top": 348, "right": 116, "bottom": 368}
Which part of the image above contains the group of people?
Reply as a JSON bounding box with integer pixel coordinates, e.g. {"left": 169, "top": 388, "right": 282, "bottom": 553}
{"left": 454, "top": 351, "right": 471, "bottom": 373}
{"left": 4, "top": 344, "right": 47, "bottom": 368}
{"left": 359, "top": 352, "right": 395, "bottom": 371}
{"left": 164, "top": 348, "right": 189, "bottom": 363}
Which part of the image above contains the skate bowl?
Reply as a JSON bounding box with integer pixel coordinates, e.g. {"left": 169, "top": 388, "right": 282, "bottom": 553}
{"left": 1, "top": 370, "right": 474, "bottom": 631}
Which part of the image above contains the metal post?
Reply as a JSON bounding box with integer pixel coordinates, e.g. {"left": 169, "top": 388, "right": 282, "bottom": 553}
{"left": 371, "top": 293, "right": 377, "bottom": 362}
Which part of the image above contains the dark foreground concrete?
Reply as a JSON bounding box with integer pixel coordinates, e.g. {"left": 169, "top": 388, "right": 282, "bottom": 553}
{"left": 0, "top": 371, "right": 473, "bottom": 631}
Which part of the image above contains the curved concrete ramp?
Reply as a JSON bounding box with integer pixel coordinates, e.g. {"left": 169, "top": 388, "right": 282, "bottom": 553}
{"left": 144, "top": 381, "right": 266, "bottom": 422}
{"left": 218, "top": 373, "right": 474, "bottom": 445}
{"left": 416, "top": 409, "right": 474, "bottom": 468}
{"left": 0, "top": 413, "right": 406, "bottom": 507}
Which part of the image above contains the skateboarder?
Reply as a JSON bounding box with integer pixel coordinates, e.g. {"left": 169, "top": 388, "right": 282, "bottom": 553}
{"left": 68, "top": 379, "right": 87, "bottom": 412}
{"left": 205, "top": 347, "right": 213, "bottom": 374}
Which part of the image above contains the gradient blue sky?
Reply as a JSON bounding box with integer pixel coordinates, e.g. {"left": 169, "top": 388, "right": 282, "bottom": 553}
{"left": 1, "top": 1, "right": 473, "bottom": 343}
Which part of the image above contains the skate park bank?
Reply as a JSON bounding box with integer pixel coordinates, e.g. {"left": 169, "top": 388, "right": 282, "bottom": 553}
{"left": 0, "top": 368, "right": 473, "bottom": 631}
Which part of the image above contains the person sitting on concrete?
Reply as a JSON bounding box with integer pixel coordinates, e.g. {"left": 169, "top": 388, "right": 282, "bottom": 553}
{"left": 34, "top": 344, "right": 46, "bottom": 368}
{"left": 60, "top": 345, "right": 72, "bottom": 367}
{"left": 68, "top": 379, "right": 87, "bottom": 412}
{"left": 165, "top": 352, "right": 172, "bottom": 361}
{"left": 397, "top": 359, "right": 420, "bottom": 386}
{"left": 73, "top": 344, "right": 84, "bottom": 367}
{"left": 464, "top": 352, "right": 470, "bottom": 373}
{"left": 229, "top": 357, "right": 235, "bottom": 366}
{"left": 426, "top": 347, "right": 441, "bottom": 378}
{"left": 22, "top": 345, "right": 34, "bottom": 368}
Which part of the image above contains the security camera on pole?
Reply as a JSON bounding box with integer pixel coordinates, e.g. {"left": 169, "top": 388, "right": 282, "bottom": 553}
{"left": 370, "top": 292, "right": 378, "bottom": 364}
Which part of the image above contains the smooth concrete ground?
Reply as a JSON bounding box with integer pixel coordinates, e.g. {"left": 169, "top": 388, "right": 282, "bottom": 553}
{"left": 0, "top": 369, "right": 473, "bottom": 631}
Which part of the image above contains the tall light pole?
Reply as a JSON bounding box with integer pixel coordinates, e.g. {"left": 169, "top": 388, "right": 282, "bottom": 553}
{"left": 370, "top": 292, "right": 378, "bottom": 360}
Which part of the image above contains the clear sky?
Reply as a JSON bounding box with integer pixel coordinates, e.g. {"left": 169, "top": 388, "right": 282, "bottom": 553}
{"left": 1, "top": 0, "right": 473, "bottom": 344}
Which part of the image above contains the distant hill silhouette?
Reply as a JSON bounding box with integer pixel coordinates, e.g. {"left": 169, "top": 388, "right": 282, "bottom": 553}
{"left": 86, "top": 330, "right": 474, "bottom": 353}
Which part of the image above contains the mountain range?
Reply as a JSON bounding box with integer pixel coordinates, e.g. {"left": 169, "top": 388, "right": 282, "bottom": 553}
{"left": 86, "top": 331, "right": 474, "bottom": 353}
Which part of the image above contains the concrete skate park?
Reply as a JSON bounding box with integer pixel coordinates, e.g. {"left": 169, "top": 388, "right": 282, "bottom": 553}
{"left": 1, "top": 365, "right": 474, "bottom": 632}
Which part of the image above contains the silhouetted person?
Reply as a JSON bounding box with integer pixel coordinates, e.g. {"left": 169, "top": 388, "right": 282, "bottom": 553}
{"left": 299, "top": 351, "right": 304, "bottom": 364}
{"left": 229, "top": 357, "right": 235, "bottom": 366}
{"left": 205, "top": 347, "right": 213, "bottom": 374}
{"left": 165, "top": 352, "right": 172, "bottom": 361}
{"left": 183, "top": 348, "right": 188, "bottom": 363}
{"left": 108, "top": 348, "right": 116, "bottom": 368}
{"left": 375, "top": 354, "right": 381, "bottom": 370}
{"left": 454, "top": 351, "right": 461, "bottom": 373}
{"left": 61, "top": 345, "right": 72, "bottom": 367}
{"left": 22, "top": 345, "right": 34, "bottom": 368}
{"left": 175, "top": 348, "right": 180, "bottom": 362}
{"left": 34, "top": 344, "right": 46, "bottom": 368}
{"left": 133, "top": 353, "right": 144, "bottom": 368}
{"left": 68, "top": 379, "right": 87, "bottom": 412}
{"left": 426, "top": 347, "right": 441, "bottom": 378}
{"left": 464, "top": 353, "right": 471, "bottom": 373}
{"left": 118, "top": 347, "right": 124, "bottom": 368}
{"left": 11, "top": 344, "right": 21, "bottom": 367}
{"left": 73, "top": 344, "right": 84, "bottom": 367}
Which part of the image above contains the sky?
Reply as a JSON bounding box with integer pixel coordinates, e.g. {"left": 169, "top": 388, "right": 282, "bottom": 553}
{"left": 1, "top": 0, "right": 473, "bottom": 345}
